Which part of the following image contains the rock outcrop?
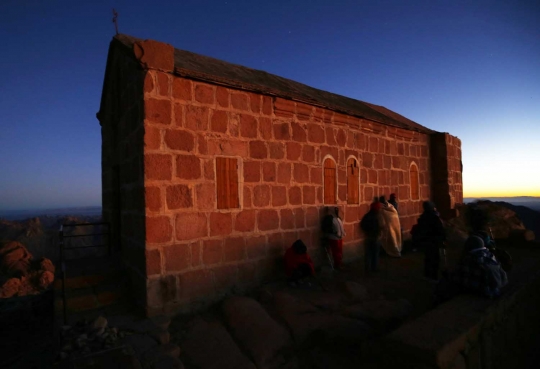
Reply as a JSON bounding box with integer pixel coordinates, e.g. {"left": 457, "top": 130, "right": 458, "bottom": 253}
{"left": 0, "top": 241, "right": 55, "bottom": 298}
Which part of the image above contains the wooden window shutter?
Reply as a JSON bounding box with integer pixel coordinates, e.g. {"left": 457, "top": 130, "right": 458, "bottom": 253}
{"left": 216, "top": 157, "right": 239, "bottom": 209}
{"left": 410, "top": 164, "right": 419, "bottom": 200}
{"left": 228, "top": 158, "right": 239, "bottom": 208}
{"left": 347, "top": 158, "right": 359, "bottom": 204}
{"left": 323, "top": 158, "right": 336, "bottom": 204}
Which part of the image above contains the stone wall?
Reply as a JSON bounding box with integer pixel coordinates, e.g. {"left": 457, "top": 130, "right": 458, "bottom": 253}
{"left": 430, "top": 133, "right": 463, "bottom": 219}
{"left": 98, "top": 44, "right": 147, "bottom": 305}
{"left": 99, "top": 38, "right": 464, "bottom": 315}
{"left": 138, "top": 44, "right": 436, "bottom": 315}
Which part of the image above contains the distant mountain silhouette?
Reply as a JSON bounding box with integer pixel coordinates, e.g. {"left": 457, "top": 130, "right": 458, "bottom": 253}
{"left": 492, "top": 201, "right": 540, "bottom": 239}
{"left": 0, "top": 214, "right": 104, "bottom": 262}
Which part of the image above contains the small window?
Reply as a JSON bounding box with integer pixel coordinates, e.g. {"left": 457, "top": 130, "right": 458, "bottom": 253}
{"left": 410, "top": 162, "right": 419, "bottom": 200}
{"left": 216, "top": 157, "right": 239, "bottom": 209}
{"left": 347, "top": 157, "right": 359, "bottom": 204}
{"left": 323, "top": 158, "right": 337, "bottom": 204}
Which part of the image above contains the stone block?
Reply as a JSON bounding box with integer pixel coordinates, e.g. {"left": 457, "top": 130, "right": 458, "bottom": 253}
{"left": 166, "top": 184, "right": 192, "bottom": 209}
{"left": 224, "top": 237, "right": 246, "bottom": 262}
{"left": 175, "top": 154, "right": 201, "bottom": 180}
{"left": 253, "top": 185, "right": 271, "bottom": 207}
{"left": 287, "top": 142, "right": 302, "bottom": 161}
{"left": 243, "top": 160, "right": 261, "bottom": 183}
{"left": 195, "top": 183, "right": 215, "bottom": 210}
{"left": 165, "top": 129, "right": 195, "bottom": 152}
{"left": 164, "top": 243, "right": 190, "bottom": 272}
{"left": 203, "top": 239, "right": 223, "bottom": 265}
{"left": 145, "top": 186, "right": 162, "bottom": 212}
{"left": 325, "top": 127, "right": 336, "bottom": 146}
{"left": 307, "top": 124, "right": 325, "bottom": 143}
{"left": 145, "top": 98, "right": 172, "bottom": 125}
{"left": 222, "top": 296, "right": 292, "bottom": 368}
{"left": 172, "top": 78, "right": 192, "bottom": 101}
{"left": 210, "top": 110, "right": 228, "bottom": 133}
{"left": 262, "top": 162, "right": 276, "bottom": 182}
{"left": 194, "top": 83, "right": 214, "bottom": 105}
{"left": 240, "top": 114, "right": 258, "bottom": 138}
{"left": 144, "top": 126, "right": 161, "bottom": 150}
{"left": 185, "top": 105, "right": 208, "bottom": 131}
{"left": 146, "top": 248, "right": 162, "bottom": 276}
{"left": 216, "top": 86, "right": 229, "bottom": 107}
{"left": 277, "top": 163, "right": 292, "bottom": 184}
{"left": 272, "top": 186, "right": 287, "bottom": 206}
{"left": 175, "top": 212, "right": 207, "bottom": 241}
{"left": 258, "top": 209, "right": 279, "bottom": 231}
{"left": 134, "top": 39, "right": 174, "bottom": 72}
{"left": 231, "top": 92, "right": 249, "bottom": 111}
{"left": 249, "top": 93, "right": 261, "bottom": 113}
{"left": 280, "top": 209, "right": 295, "bottom": 230}
{"left": 249, "top": 141, "right": 267, "bottom": 159}
{"left": 145, "top": 154, "right": 172, "bottom": 180}
{"left": 178, "top": 270, "right": 214, "bottom": 300}
{"left": 288, "top": 186, "right": 302, "bottom": 206}
{"left": 269, "top": 142, "right": 285, "bottom": 159}
{"left": 180, "top": 317, "right": 256, "bottom": 369}
{"left": 293, "top": 163, "right": 309, "bottom": 183}
{"left": 209, "top": 212, "right": 233, "bottom": 237}
{"left": 235, "top": 210, "right": 257, "bottom": 232}
{"left": 291, "top": 122, "right": 307, "bottom": 142}
{"left": 302, "top": 186, "right": 316, "bottom": 204}
{"left": 146, "top": 216, "right": 173, "bottom": 244}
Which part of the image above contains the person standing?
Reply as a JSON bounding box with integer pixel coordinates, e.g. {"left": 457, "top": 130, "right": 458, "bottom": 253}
{"left": 360, "top": 202, "right": 383, "bottom": 273}
{"left": 321, "top": 207, "right": 345, "bottom": 270}
{"left": 378, "top": 196, "right": 402, "bottom": 257}
{"left": 412, "top": 201, "right": 446, "bottom": 280}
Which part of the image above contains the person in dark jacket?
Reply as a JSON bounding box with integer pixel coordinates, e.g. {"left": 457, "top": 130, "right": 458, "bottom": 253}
{"left": 412, "top": 201, "right": 446, "bottom": 280}
{"left": 284, "top": 239, "right": 315, "bottom": 286}
{"left": 360, "top": 202, "right": 383, "bottom": 273}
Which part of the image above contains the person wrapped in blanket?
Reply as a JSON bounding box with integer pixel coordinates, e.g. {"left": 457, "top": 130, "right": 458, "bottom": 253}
{"left": 453, "top": 235, "right": 508, "bottom": 298}
{"left": 284, "top": 239, "right": 315, "bottom": 287}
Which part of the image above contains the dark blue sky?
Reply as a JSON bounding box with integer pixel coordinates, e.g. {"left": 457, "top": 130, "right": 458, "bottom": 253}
{"left": 1, "top": 0, "right": 539, "bottom": 210}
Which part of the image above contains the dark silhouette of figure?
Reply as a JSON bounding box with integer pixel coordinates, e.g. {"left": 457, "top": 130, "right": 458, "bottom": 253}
{"left": 284, "top": 239, "right": 314, "bottom": 286}
{"left": 412, "top": 201, "right": 446, "bottom": 280}
{"left": 360, "top": 202, "right": 383, "bottom": 272}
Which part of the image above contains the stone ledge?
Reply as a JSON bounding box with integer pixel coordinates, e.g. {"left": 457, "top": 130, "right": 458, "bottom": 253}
{"left": 384, "top": 260, "right": 540, "bottom": 369}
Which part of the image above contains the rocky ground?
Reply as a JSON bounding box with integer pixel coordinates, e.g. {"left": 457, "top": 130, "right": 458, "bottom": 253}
{"left": 2, "top": 201, "right": 538, "bottom": 368}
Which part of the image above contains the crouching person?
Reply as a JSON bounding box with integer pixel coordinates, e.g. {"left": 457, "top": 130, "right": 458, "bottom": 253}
{"left": 284, "top": 239, "right": 315, "bottom": 287}
{"left": 453, "top": 235, "right": 508, "bottom": 298}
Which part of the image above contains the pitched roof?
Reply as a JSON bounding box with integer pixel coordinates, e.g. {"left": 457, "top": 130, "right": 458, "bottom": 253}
{"left": 113, "top": 34, "right": 434, "bottom": 133}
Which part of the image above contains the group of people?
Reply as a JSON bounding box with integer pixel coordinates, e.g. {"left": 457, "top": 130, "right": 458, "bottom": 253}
{"left": 283, "top": 195, "right": 509, "bottom": 300}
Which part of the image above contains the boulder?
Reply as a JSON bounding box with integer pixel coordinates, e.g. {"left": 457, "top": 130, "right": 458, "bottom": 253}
{"left": 0, "top": 277, "right": 21, "bottom": 298}
{"left": 180, "top": 316, "right": 256, "bottom": 369}
{"left": 341, "top": 281, "right": 369, "bottom": 302}
{"left": 39, "top": 258, "right": 55, "bottom": 274}
{"left": 0, "top": 241, "right": 32, "bottom": 277}
{"left": 272, "top": 292, "right": 370, "bottom": 346}
{"left": 222, "top": 296, "right": 292, "bottom": 369}
{"left": 38, "top": 271, "right": 54, "bottom": 289}
{"left": 342, "top": 299, "right": 413, "bottom": 330}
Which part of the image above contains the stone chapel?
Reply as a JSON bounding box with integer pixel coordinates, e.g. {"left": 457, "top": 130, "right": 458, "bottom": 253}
{"left": 97, "top": 34, "right": 463, "bottom": 315}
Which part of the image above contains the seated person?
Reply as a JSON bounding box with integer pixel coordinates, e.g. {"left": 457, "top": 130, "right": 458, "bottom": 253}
{"left": 453, "top": 235, "right": 508, "bottom": 298}
{"left": 284, "top": 239, "right": 315, "bottom": 286}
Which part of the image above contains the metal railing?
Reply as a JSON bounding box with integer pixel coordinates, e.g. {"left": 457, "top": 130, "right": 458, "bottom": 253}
{"left": 58, "top": 222, "right": 110, "bottom": 324}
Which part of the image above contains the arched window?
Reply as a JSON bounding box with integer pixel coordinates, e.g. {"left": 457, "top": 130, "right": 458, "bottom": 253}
{"left": 410, "top": 162, "right": 419, "bottom": 200}
{"left": 323, "top": 157, "right": 337, "bottom": 204}
{"left": 347, "top": 157, "right": 359, "bottom": 204}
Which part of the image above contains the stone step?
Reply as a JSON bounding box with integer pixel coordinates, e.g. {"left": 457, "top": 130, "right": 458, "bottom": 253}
{"left": 54, "top": 275, "right": 128, "bottom": 314}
